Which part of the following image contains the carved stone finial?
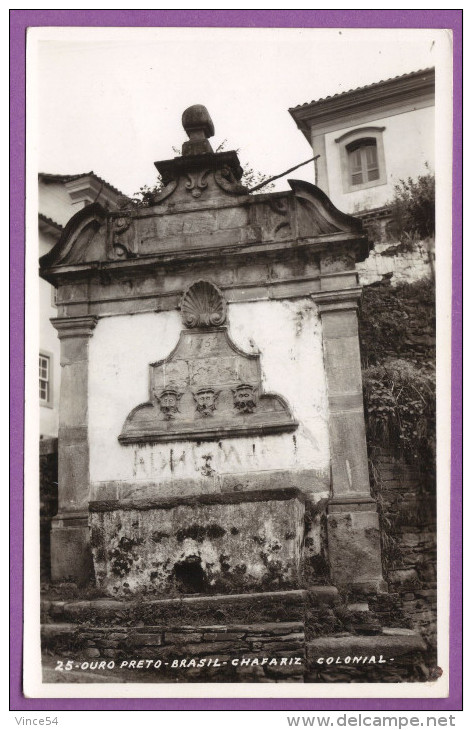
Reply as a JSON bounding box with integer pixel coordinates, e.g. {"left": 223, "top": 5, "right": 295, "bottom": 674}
{"left": 180, "top": 280, "right": 226, "bottom": 328}
{"left": 182, "top": 105, "right": 215, "bottom": 156}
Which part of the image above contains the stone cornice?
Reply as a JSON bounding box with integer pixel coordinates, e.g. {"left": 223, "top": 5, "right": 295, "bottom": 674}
{"left": 40, "top": 178, "right": 368, "bottom": 289}
{"left": 40, "top": 231, "right": 366, "bottom": 287}
{"left": 312, "top": 288, "right": 362, "bottom": 312}
{"left": 51, "top": 315, "right": 98, "bottom": 339}
{"left": 89, "top": 487, "right": 305, "bottom": 513}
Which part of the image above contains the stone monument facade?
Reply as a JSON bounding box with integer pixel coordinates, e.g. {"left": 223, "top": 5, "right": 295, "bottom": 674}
{"left": 40, "top": 105, "right": 385, "bottom": 596}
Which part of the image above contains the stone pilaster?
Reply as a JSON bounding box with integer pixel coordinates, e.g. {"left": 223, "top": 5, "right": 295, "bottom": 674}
{"left": 49, "top": 315, "right": 98, "bottom": 583}
{"left": 313, "top": 290, "right": 386, "bottom": 592}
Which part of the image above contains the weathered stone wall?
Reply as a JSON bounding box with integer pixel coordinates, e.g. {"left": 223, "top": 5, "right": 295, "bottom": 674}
{"left": 40, "top": 587, "right": 433, "bottom": 683}
{"left": 306, "top": 634, "right": 430, "bottom": 683}
{"left": 355, "top": 210, "right": 434, "bottom": 288}
{"left": 41, "top": 621, "right": 306, "bottom": 683}
{"left": 356, "top": 238, "right": 434, "bottom": 286}
{"left": 375, "top": 450, "right": 437, "bottom": 652}
{"left": 88, "top": 299, "right": 331, "bottom": 499}
{"left": 89, "top": 490, "right": 305, "bottom": 596}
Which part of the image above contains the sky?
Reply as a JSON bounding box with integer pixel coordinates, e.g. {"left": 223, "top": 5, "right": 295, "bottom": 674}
{"left": 32, "top": 27, "right": 447, "bottom": 197}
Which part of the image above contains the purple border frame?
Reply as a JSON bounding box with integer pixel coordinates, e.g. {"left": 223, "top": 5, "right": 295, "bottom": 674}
{"left": 10, "top": 9, "right": 462, "bottom": 712}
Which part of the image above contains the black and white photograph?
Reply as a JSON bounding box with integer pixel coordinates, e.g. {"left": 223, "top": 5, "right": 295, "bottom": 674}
{"left": 24, "top": 25, "right": 452, "bottom": 698}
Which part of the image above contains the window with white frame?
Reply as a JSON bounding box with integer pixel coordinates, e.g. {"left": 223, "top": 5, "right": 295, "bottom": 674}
{"left": 39, "top": 353, "right": 52, "bottom": 405}
{"left": 347, "top": 139, "right": 380, "bottom": 186}
{"left": 336, "top": 126, "right": 387, "bottom": 193}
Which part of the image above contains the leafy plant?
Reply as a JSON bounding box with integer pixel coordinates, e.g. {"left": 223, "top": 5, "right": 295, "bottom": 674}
{"left": 389, "top": 172, "right": 435, "bottom": 243}
{"left": 359, "top": 278, "right": 435, "bottom": 369}
{"left": 363, "top": 359, "right": 435, "bottom": 479}
{"left": 360, "top": 276, "right": 436, "bottom": 578}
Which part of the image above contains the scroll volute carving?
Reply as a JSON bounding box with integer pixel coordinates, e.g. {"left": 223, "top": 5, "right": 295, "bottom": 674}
{"left": 180, "top": 280, "right": 226, "bottom": 328}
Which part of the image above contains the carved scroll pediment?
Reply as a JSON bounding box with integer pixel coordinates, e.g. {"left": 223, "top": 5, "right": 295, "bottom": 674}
{"left": 289, "top": 179, "right": 363, "bottom": 237}
{"left": 119, "top": 280, "right": 297, "bottom": 444}
{"left": 39, "top": 203, "right": 108, "bottom": 269}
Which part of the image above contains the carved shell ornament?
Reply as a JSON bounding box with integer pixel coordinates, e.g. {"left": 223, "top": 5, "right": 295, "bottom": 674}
{"left": 180, "top": 280, "right": 226, "bottom": 328}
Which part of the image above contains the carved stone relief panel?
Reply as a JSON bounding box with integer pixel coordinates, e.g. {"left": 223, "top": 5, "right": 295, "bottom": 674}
{"left": 119, "top": 280, "right": 297, "bottom": 444}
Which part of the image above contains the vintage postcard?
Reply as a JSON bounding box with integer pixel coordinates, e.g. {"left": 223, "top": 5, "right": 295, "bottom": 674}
{"left": 11, "top": 11, "right": 461, "bottom": 709}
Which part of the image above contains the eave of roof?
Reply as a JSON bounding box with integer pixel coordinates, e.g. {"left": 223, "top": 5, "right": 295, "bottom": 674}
{"left": 289, "top": 68, "right": 435, "bottom": 113}
{"left": 38, "top": 212, "right": 63, "bottom": 231}
{"left": 38, "top": 171, "right": 125, "bottom": 198}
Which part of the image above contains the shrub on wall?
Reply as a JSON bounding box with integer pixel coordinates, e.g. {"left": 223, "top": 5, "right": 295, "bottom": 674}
{"left": 360, "top": 276, "right": 436, "bottom": 584}
{"left": 360, "top": 277, "right": 436, "bottom": 484}
{"left": 359, "top": 278, "right": 435, "bottom": 369}
{"left": 363, "top": 359, "right": 435, "bottom": 481}
{"left": 388, "top": 172, "right": 435, "bottom": 244}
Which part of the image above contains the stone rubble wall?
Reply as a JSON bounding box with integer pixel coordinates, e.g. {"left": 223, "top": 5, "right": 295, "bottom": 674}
{"left": 355, "top": 212, "right": 434, "bottom": 287}
{"left": 356, "top": 239, "right": 433, "bottom": 286}
{"left": 375, "top": 450, "right": 437, "bottom": 652}
{"left": 40, "top": 587, "right": 434, "bottom": 683}
{"left": 41, "top": 617, "right": 430, "bottom": 684}
{"left": 41, "top": 621, "right": 306, "bottom": 682}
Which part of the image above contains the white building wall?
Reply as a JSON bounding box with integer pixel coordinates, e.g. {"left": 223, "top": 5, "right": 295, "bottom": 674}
{"left": 323, "top": 106, "right": 434, "bottom": 214}
{"left": 39, "top": 175, "right": 123, "bottom": 438}
{"left": 39, "top": 229, "right": 61, "bottom": 437}
{"left": 38, "top": 182, "right": 75, "bottom": 227}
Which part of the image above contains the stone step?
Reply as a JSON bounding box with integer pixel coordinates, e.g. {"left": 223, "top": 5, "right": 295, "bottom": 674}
{"left": 42, "top": 585, "right": 339, "bottom": 622}
{"left": 306, "top": 629, "right": 426, "bottom": 664}
{"left": 41, "top": 621, "right": 432, "bottom": 683}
